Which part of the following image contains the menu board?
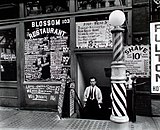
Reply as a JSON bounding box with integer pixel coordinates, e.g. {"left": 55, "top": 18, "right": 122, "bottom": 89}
{"left": 24, "top": 18, "right": 70, "bottom": 82}
{"left": 25, "top": 84, "right": 60, "bottom": 103}
{"left": 76, "top": 20, "right": 113, "bottom": 48}
{"left": 24, "top": 18, "right": 71, "bottom": 112}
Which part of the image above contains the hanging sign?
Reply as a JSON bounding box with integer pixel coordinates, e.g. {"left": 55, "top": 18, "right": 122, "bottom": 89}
{"left": 150, "top": 22, "right": 160, "bottom": 93}
{"left": 124, "top": 45, "right": 150, "bottom": 77}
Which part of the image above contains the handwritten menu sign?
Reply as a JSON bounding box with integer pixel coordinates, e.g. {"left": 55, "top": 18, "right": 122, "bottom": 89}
{"left": 25, "top": 84, "right": 60, "bottom": 103}
{"left": 76, "top": 20, "right": 113, "bottom": 48}
{"left": 24, "top": 18, "right": 71, "bottom": 113}
{"left": 24, "top": 18, "right": 70, "bottom": 82}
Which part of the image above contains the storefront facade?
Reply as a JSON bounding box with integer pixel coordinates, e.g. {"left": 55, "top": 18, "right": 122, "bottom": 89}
{"left": 0, "top": 0, "right": 152, "bottom": 118}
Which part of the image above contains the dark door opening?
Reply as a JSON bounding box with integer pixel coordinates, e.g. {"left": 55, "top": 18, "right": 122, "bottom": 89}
{"left": 76, "top": 53, "right": 112, "bottom": 120}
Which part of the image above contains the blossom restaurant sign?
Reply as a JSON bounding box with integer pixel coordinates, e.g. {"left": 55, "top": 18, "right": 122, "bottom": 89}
{"left": 150, "top": 22, "right": 160, "bottom": 93}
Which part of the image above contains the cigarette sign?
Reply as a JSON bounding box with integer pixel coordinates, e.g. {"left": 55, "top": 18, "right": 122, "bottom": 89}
{"left": 150, "top": 22, "right": 160, "bottom": 93}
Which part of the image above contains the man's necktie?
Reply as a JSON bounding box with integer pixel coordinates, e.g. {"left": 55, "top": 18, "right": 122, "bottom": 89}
{"left": 90, "top": 87, "right": 93, "bottom": 99}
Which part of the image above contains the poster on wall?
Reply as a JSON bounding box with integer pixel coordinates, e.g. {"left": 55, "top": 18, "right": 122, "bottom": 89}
{"left": 76, "top": 20, "right": 113, "bottom": 48}
{"left": 124, "top": 45, "right": 150, "bottom": 77}
{"left": 24, "top": 18, "right": 70, "bottom": 82}
{"left": 150, "top": 22, "right": 160, "bottom": 93}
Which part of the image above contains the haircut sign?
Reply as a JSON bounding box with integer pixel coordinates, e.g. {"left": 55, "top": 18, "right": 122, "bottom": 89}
{"left": 124, "top": 45, "right": 150, "bottom": 77}
{"left": 150, "top": 22, "right": 160, "bottom": 93}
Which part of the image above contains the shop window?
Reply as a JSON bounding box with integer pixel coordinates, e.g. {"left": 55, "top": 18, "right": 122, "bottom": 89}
{"left": 77, "top": 0, "right": 126, "bottom": 10}
{"left": 0, "top": 29, "right": 17, "bottom": 81}
{"left": 25, "top": 0, "right": 69, "bottom": 16}
{"left": 0, "top": 1, "right": 19, "bottom": 20}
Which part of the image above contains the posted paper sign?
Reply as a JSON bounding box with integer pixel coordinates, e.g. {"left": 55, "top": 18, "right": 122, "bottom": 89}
{"left": 76, "top": 20, "right": 113, "bottom": 48}
{"left": 150, "top": 22, "right": 160, "bottom": 93}
{"left": 124, "top": 45, "right": 150, "bottom": 77}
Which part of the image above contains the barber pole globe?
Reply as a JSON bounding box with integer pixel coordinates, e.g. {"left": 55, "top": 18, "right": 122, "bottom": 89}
{"left": 110, "top": 27, "right": 129, "bottom": 123}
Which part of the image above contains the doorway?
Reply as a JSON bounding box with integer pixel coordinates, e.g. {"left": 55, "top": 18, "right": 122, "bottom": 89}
{"left": 77, "top": 53, "right": 112, "bottom": 120}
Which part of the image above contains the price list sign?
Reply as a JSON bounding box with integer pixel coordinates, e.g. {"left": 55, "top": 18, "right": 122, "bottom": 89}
{"left": 76, "top": 20, "right": 113, "bottom": 48}
{"left": 124, "top": 45, "right": 150, "bottom": 77}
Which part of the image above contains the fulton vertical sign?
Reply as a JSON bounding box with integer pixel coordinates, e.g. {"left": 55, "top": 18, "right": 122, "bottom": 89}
{"left": 151, "top": 22, "right": 160, "bottom": 93}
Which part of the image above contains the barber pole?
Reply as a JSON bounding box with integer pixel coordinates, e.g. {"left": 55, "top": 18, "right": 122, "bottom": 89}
{"left": 110, "top": 27, "right": 129, "bottom": 123}
{"left": 112, "top": 29, "right": 124, "bottom": 61}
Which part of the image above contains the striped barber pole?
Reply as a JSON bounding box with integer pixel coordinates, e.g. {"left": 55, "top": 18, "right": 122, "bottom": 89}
{"left": 111, "top": 82, "right": 127, "bottom": 117}
{"left": 110, "top": 27, "right": 129, "bottom": 123}
{"left": 112, "top": 29, "right": 124, "bottom": 62}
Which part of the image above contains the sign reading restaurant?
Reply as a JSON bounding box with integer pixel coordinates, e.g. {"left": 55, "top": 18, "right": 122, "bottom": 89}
{"left": 150, "top": 22, "right": 160, "bottom": 93}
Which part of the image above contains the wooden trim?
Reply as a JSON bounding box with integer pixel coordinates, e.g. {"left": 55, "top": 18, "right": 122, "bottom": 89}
{"left": 0, "top": 6, "right": 132, "bottom": 25}
{"left": 70, "top": 0, "right": 76, "bottom": 12}
{"left": 0, "top": 96, "right": 18, "bottom": 99}
{"left": 133, "top": 32, "right": 149, "bottom": 35}
{"left": 136, "top": 91, "right": 151, "bottom": 95}
{"left": 23, "top": 81, "right": 61, "bottom": 85}
{"left": 74, "top": 48, "right": 113, "bottom": 54}
{"left": 127, "top": 10, "right": 132, "bottom": 45}
{"left": 133, "top": 2, "right": 149, "bottom": 7}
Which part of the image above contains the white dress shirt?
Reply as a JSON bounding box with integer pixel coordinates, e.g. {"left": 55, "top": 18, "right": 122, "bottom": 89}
{"left": 83, "top": 85, "right": 102, "bottom": 104}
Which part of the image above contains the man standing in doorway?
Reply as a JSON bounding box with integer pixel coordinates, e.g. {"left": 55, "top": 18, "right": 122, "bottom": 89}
{"left": 83, "top": 77, "right": 103, "bottom": 119}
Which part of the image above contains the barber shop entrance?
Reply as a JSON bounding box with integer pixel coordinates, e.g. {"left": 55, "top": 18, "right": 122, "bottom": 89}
{"left": 76, "top": 53, "right": 112, "bottom": 120}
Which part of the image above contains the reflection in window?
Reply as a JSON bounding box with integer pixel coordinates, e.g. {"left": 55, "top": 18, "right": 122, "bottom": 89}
{"left": 77, "top": 0, "right": 126, "bottom": 10}
{"left": 25, "top": 0, "right": 69, "bottom": 16}
{"left": 0, "top": 29, "right": 17, "bottom": 81}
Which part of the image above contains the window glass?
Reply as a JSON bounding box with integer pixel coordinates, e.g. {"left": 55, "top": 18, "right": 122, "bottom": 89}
{"left": 0, "top": 29, "right": 17, "bottom": 81}
{"left": 0, "top": 1, "right": 19, "bottom": 20}
{"left": 77, "top": 0, "right": 126, "bottom": 10}
{"left": 25, "top": 0, "right": 69, "bottom": 16}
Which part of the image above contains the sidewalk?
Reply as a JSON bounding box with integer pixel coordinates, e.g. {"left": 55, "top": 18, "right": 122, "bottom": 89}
{"left": 0, "top": 107, "right": 159, "bottom": 130}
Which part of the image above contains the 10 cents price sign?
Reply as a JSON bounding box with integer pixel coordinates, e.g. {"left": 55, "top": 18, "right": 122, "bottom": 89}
{"left": 124, "top": 45, "right": 150, "bottom": 77}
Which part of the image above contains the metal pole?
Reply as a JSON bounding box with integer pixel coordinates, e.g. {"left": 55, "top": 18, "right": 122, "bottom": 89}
{"left": 110, "top": 27, "right": 129, "bottom": 123}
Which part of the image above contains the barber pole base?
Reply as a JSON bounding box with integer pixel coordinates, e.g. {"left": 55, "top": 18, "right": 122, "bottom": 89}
{"left": 110, "top": 62, "right": 129, "bottom": 123}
